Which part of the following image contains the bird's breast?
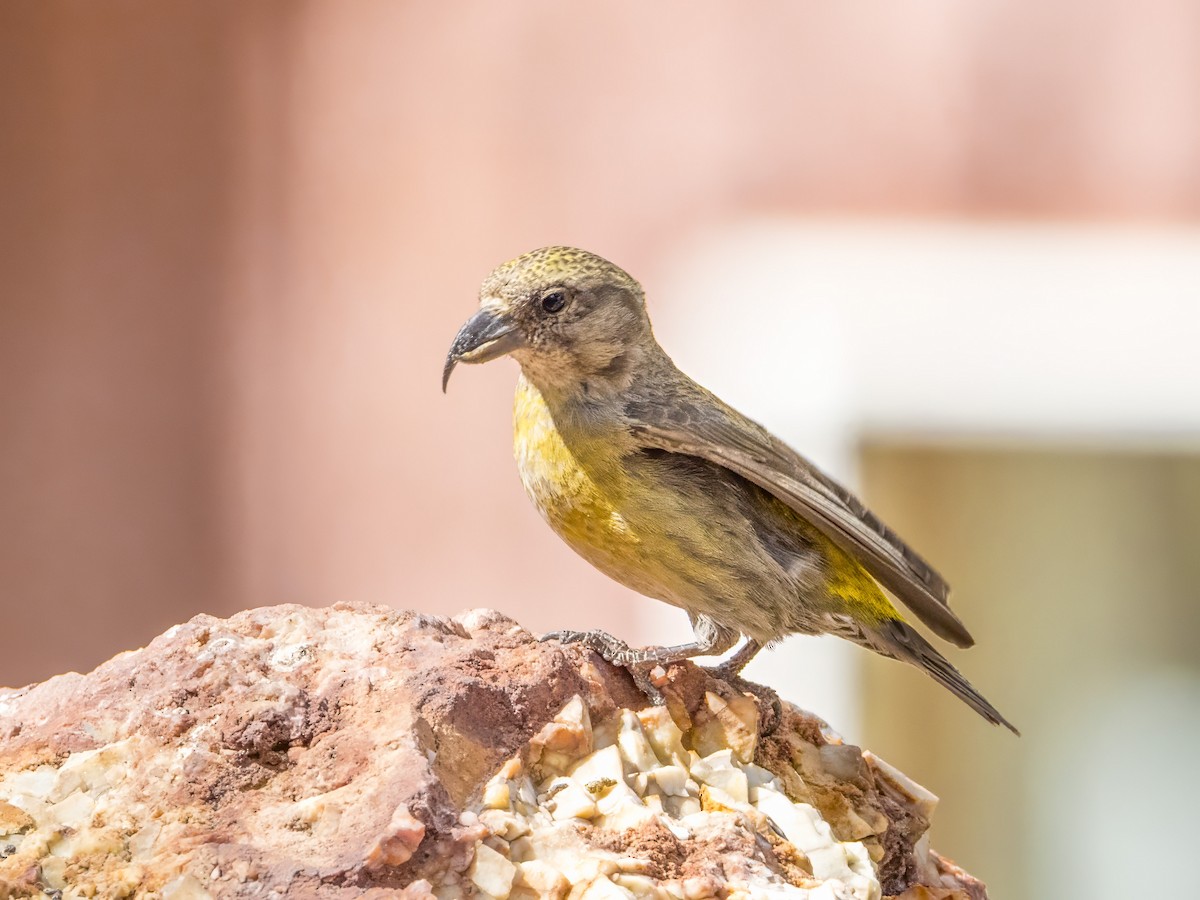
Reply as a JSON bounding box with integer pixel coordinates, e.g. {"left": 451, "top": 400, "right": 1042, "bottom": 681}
{"left": 512, "top": 378, "right": 639, "bottom": 558}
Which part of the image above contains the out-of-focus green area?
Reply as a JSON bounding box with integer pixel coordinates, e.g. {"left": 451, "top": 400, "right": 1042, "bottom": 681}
{"left": 862, "top": 446, "right": 1200, "bottom": 899}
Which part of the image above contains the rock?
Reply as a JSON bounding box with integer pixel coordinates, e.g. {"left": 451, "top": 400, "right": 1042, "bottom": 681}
{"left": 0, "top": 603, "right": 988, "bottom": 899}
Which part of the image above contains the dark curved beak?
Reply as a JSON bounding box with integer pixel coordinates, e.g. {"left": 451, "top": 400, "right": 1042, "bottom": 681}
{"left": 442, "top": 307, "right": 526, "bottom": 392}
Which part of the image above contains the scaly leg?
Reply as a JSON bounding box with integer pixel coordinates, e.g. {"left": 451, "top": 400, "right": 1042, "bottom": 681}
{"left": 711, "top": 638, "right": 763, "bottom": 677}
{"left": 541, "top": 613, "right": 738, "bottom": 667}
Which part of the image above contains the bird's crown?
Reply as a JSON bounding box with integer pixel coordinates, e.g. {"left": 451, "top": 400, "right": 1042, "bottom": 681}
{"left": 483, "top": 246, "right": 643, "bottom": 302}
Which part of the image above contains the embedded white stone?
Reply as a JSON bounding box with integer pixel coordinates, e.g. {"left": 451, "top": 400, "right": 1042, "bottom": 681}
{"left": 617, "top": 710, "right": 659, "bottom": 773}
{"left": 636, "top": 708, "right": 688, "bottom": 767}
{"left": 650, "top": 765, "right": 690, "bottom": 797}
{"left": 863, "top": 751, "right": 939, "bottom": 821}
{"left": 690, "top": 749, "right": 749, "bottom": 804}
{"left": 458, "top": 696, "right": 887, "bottom": 900}
{"left": 577, "top": 875, "right": 637, "bottom": 899}
{"left": 548, "top": 779, "right": 599, "bottom": 821}
{"left": 469, "top": 842, "right": 517, "bottom": 898}
{"left": 595, "top": 780, "right": 655, "bottom": 831}
{"left": 482, "top": 778, "right": 511, "bottom": 811}
{"left": 570, "top": 744, "right": 626, "bottom": 785}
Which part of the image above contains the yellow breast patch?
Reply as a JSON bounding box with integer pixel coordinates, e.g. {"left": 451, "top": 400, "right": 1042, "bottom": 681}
{"left": 513, "top": 378, "right": 642, "bottom": 561}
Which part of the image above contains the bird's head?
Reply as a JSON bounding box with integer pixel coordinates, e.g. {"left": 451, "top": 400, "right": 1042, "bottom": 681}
{"left": 443, "top": 246, "right": 652, "bottom": 394}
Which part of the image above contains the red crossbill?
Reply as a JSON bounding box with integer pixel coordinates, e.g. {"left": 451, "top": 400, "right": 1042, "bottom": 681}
{"left": 444, "top": 246, "right": 1016, "bottom": 734}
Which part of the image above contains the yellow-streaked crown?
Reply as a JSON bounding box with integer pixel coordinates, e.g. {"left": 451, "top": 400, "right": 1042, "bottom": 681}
{"left": 481, "top": 246, "right": 644, "bottom": 305}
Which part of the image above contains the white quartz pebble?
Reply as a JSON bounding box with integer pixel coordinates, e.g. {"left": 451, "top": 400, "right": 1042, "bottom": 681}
{"left": 469, "top": 842, "right": 517, "bottom": 898}
{"left": 546, "top": 778, "right": 599, "bottom": 820}
{"left": 617, "top": 710, "right": 659, "bottom": 772}
{"left": 650, "top": 765, "right": 690, "bottom": 797}
{"left": 571, "top": 744, "right": 626, "bottom": 785}
{"left": 689, "top": 749, "right": 749, "bottom": 804}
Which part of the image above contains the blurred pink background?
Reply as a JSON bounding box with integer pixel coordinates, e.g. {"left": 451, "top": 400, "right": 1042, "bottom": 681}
{"left": 3, "top": 5, "right": 1199, "bottom": 895}
{"left": 5, "top": 0, "right": 1196, "bottom": 683}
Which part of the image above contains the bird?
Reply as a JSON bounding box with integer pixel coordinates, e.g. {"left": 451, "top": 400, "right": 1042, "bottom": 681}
{"left": 443, "top": 246, "right": 1017, "bottom": 734}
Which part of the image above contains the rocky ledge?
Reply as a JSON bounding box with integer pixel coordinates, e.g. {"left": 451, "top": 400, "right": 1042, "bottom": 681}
{"left": 0, "top": 604, "right": 986, "bottom": 900}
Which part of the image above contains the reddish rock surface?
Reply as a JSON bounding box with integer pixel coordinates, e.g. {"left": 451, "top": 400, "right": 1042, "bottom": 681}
{"left": 0, "top": 604, "right": 986, "bottom": 899}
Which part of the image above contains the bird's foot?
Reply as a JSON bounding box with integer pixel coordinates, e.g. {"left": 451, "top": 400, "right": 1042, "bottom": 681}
{"left": 540, "top": 629, "right": 686, "bottom": 667}
{"left": 541, "top": 628, "right": 636, "bottom": 665}
{"left": 705, "top": 664, "right": 783, "bottom": 736}
{"left": 540, "top": 630, "right": 672, "bottom": 704}
{"left": 626, "top": 662, "right": 667, "bottom": 707}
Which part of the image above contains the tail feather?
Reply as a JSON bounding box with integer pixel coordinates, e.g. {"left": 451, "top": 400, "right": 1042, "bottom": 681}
{"left": 873, "top": 619, "right": 1019, "bottom": 735}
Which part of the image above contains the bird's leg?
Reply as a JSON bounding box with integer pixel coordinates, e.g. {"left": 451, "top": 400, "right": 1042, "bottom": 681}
{"left": 706, "top": 639, "right": 783, "bottom": 735}
{"left": 710, "top": 638, "right": 763, "bottom": 677}
{"left": 541, "top": 614, "right": 737, "bottom": 667}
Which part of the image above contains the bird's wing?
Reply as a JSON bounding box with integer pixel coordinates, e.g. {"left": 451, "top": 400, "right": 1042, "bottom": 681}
{"left": 624, "top": 381, "right": 974, "bottom": 648}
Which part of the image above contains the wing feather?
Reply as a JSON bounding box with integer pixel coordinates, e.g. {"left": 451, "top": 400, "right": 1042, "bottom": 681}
{"left": 625, "top": 381, "right": 974, "bottom": 648}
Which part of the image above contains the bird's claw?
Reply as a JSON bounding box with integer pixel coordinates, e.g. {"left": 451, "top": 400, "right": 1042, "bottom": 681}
{"left": 626, "top": 662, "right": 667, "bottom": 707}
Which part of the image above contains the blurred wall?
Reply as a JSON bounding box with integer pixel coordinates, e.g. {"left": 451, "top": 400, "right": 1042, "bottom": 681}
{"left": 1, "top": 4, "right": 245, "bottom": 682}
{"left": 2, "top": 1, "right": 1198, "bottom": 683}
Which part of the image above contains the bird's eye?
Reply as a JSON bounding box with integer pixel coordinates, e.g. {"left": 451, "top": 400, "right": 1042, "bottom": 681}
{"left": 540, "top": 289, "right": 567, "bottom": 313}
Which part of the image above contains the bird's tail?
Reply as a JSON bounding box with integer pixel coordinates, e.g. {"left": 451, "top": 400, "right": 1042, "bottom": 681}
{"left": 869, "top": 618, "right": 1020, "bottom": 735}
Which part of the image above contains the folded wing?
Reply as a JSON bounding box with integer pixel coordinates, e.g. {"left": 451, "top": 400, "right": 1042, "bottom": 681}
{"left": 624, "top": 378, "right": 974, "bottom": 648}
